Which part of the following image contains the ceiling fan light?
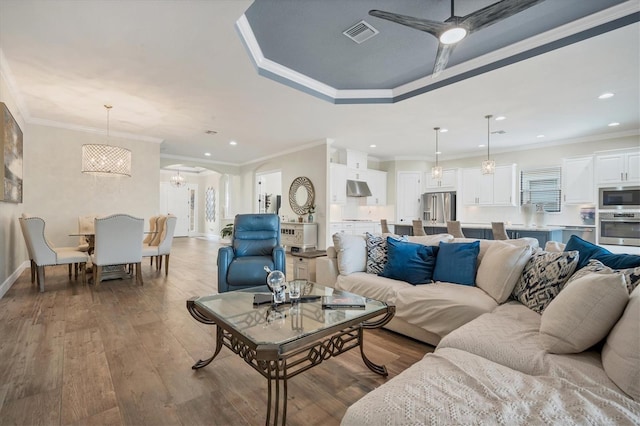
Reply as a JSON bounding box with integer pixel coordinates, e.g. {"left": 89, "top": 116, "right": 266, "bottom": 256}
{"left": 439, "top": 27, "right": 467, "bottom": 45}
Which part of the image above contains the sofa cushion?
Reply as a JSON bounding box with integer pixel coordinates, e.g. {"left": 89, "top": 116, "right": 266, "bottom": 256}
{"left": 512, "top": 250, "right": 579, "bottom": 313}
{"left": 565, "top": 235, "right": 610, "bottom": 270}
{"left": 341, "top": 346, "right": 640, "bottom": 426}
{"left": 476, "top": 241, "right": 533, "bottom": 303}
{"left": 595, "top": 253, "right": 640, "bottom": 270}
{"left": 433, "top": 241, "right": 480, "bottom": 286}
{"left": 332, "top": 233, "right": 366, "bottom": 275}
{"left": 335, "top": 272, "right": 409, "bottom": 305}
{"left": 569, "top": 259, "right": 640, "bottom": 294}
{"left": 406, "top": 234, "right": 453, "bottom": 246}
{"left": 380, "top": 238, "right": 438, "bottom": 285}
{"left": 602, "top": 285, "right": 640, "bottom": 401}
{"left": 394, "top": 283, "right": 497, "bottom": 338}
{"left": 545, "top": 240, "right": 566, "bottom": 252}
{"left": 540, "top": 272, "right": 628, "bottom": 354}
{"left": 364, "top": 232, "right": 405, "bottom": 274}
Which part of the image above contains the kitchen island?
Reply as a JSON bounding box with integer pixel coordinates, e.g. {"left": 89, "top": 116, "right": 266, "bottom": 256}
{"left": 392, "top": 222, "right": 563, "bottom": 247}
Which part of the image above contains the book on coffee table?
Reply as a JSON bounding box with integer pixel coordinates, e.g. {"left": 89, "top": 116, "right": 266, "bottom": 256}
{"left": 321, "top": 295, "right": 366, "bottom": 309}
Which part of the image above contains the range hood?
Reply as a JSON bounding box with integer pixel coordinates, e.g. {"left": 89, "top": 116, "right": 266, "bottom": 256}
{"left": 346, "top": 179, "right": 372, "bottom": 197}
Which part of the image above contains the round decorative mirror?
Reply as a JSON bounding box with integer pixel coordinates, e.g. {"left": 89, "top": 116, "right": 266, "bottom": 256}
{"left": 288, "top": 176, "right": 315, "bottom": 215}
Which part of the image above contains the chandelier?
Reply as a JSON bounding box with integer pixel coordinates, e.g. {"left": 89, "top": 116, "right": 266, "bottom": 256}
{"left": 82, "top": 105, "right": 132, "bottom": 176}
{"left": 431, "top": 127, "right": 443, "bottom": 180}
{"left": 481, "top": 114, "right": 496, "bottom": 175}
{"left": 170, "top": 170, "right": 186, "bottom": 188}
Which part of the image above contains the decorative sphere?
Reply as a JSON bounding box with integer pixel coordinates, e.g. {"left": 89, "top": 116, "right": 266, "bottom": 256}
{"left": 266, "top": 270, "right": 285, "bottom": 290}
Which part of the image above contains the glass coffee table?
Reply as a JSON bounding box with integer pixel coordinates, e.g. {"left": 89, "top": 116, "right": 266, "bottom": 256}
{"left": 186, "top": 282, "right": 395, "bottom": 425}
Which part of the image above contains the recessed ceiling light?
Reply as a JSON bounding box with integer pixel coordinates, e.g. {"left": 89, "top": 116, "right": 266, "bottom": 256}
{"left": 435, "top": 151, "right": 442, "bottom": 155}
{"left": 478, "top": 144, "right": 485, "bottom": 148}
{"left": 369, "top": 144, "right": 376, "bottom": 148}
{"left": 608, "top": 122, "right": 620, "bottom": 127}
{"left": 495, "top": 116, "right": 506, "bottom": 121}
{"left": 204, "top": 152, "right": 211, "bottom": 156}
{"left": 598, "top": 92, "right": 614, "bottom": 99}
{"left": 537, "top": 134, "right": 545, "bottom": 138}
{"left": 229, "top": 140, "right": 237, "bottom": 145}
{"left": 439, "top": 128, "right": 448, "bottom": 133}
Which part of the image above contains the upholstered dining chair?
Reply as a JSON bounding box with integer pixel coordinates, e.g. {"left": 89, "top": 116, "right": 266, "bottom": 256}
{"left": 20, "top": 216, "right": 89, "bottom": 292}
{"left": 77, "top": 215, "right": 96, "bottom": 252}
{"left": 142, "top": 215, "right": 159, "bottom": 246}
{"left": 19, "top": 214, "right": 37, "bottom": 284}
{"left": 144, "top": 215, "right": 165, "bottom": 267}
{"left": 446, "top": 221, "right": 465, "bottom": 238}
{"left": 412, "top": 220, "right": 427, "bottom": 236}
{"left": 492, "top": 222, "right": 510, "bottom": 240}
{"left": 92, "top": 214, "right": 144, "bottom": 286}
{"left": 380, "top": 219, "right": 390, "bottom": 234}
{"left": 217, "top": 213, "right": 286, "bottom": 293}
{"left": 142, "top": 215, "right": 177, "bottom": 275}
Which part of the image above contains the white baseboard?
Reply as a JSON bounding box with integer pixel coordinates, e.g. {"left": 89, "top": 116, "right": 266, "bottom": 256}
{"left": 0, "top": 261, "right": 29, "bottom": 299}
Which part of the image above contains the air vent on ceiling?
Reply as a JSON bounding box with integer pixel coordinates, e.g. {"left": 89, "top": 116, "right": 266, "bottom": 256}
{"left": 343, "top": 20, "right": 379, "bottom": 44}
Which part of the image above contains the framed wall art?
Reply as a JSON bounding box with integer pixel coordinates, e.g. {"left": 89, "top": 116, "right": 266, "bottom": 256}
{"left": 0, "top": 102, "right": 23, "bottom": 203}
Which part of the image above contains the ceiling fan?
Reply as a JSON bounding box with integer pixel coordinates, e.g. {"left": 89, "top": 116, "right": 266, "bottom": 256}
{"left": 369, "top": 0, "right": 546, "bottom": 77}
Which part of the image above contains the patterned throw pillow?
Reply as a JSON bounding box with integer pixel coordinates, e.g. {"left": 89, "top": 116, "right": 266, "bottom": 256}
{"left": 568, "top": 259, "right": 640, "bottom": 294}
{"left": 365, "top": 232, "right": 405, "bottom": 274}
{"left": 512, "top": 250, "right": 579, "bottom": 313}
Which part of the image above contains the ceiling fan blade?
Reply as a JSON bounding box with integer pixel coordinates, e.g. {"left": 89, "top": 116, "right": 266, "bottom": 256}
{"left": 462, "top": 0, "right": 546, "bottom": 33}
{"left": 369, "top": 9, "right": 447, "bottom": 38}
{"left": 432, "top": 43, "right": 455, "bottom": 78}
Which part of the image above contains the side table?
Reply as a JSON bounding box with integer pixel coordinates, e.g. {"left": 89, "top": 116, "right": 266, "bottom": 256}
{"left": 286, "top": 250, "right": 326, "bottom": 282}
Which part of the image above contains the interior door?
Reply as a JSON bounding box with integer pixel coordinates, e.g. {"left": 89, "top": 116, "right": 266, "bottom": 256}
{"left": 160, "top": 182, "right": 196, "bottom": 237}
{"left": 396, "top": 171, "right": 422, "bottom": 224}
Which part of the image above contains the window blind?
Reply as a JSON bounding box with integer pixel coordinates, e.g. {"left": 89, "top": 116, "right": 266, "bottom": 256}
{"left": 520, "top": 167, "right": 562, "bottom": 213}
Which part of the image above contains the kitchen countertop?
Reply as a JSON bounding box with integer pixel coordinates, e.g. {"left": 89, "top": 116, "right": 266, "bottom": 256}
{"left": 393, "top": 222, "right": 565, "bottom": 231}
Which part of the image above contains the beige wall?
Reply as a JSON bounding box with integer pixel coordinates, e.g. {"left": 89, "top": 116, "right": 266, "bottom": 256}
{"left": 0, "top": 71, "right": 161, "bottom": 297}
{"left": 240, "top": 141, "right": 330, "bottom": 249}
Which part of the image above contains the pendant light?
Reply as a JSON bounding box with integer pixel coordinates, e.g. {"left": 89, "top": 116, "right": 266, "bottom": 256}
{"left": 481, "top": 114, "right": 495, "bottom": 175}
{"left": 170, "top": 170, "right": 186, "bottom": 188}
{"left": 82, "top": 105, "right": 132, "bottom": 176}
{"left": 431, "top": 127, "right": 443, "bottom": 180}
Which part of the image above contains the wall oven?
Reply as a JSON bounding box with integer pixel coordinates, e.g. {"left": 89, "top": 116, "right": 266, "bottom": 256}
{"left": 599, "top": 212, "right": 640, "bottom": 247}
{"left": 599, "top": 186, "right": 640, "bottom": 210}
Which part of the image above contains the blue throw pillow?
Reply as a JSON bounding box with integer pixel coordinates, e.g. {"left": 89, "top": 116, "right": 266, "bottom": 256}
{"left": 565, "top": 235, "right": 611, "bottom": 270}
{"left": 379, "top": 237, "right": 439, "bottom": 285}
{"left": 594, "top": 253, "right": 640, "bottom": 269}
{"left": 432, "top": 241, "right": 480, "bottom": 286}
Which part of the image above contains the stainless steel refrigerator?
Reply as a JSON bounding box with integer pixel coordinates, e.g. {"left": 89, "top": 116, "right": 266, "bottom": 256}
{"left": 422, "top": 191, "right": 456, "bottom": 225}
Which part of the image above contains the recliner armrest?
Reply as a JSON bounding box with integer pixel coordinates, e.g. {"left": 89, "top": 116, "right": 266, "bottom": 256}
{"left": 273, "top": 246, "right": 286, "bottom": 275}
{"left": 217, "top": 245, "right": 235, "bottom": 293}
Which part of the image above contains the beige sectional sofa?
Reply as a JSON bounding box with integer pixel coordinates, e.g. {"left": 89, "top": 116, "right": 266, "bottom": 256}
{"left": 315, "top": 233, "right": 640, "bottom": 424}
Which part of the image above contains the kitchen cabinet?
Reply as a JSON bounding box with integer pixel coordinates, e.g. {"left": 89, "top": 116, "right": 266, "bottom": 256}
{"left": 396, "top": 171, "right": 422, "bottom": 223}
{"left": 425, "top": 169, "right": 457, "bottom": 190}
{"left": 366, "top": 169, "right": 387, "bottom": 206}
{"left": 347, "top": 169, "right": 367, "bottom": 182}
{"left": 563, "top": 156, "right": 595, "bottom": 204}
{"left": 329, "top": 163, "right": 347, "bottom": 204}
{"left": 461, "top": 165, "right": 516, "bottom": 206}
{"left": 345, "top": 149, "right": 368, "bottom": 171}
{"left": 596, "top": 151, "right": 640, "bottom": 185}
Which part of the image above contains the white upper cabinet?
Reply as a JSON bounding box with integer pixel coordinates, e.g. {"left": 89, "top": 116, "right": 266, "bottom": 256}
{"left": 596, "top": 151, "right": 640, "bottom": 185}
{"left": 347, "top": 169, "right": 367, "bottom": 182}
{"left": 461, "top": 164, "right": 516, "bottom": 206}
{"left": 425, "top": 169, "right": 457, "bottom": 190}
{"left": 329, "top": 163, "right": 347, "bottom": 205}
{"left": 366, "top": 169, "right": 387, "bottom": 206}
{"left": 345, "top": 149, "right": 368, "bottom": 170}
{"left": 562, "top": 156, "right": 595, "bottom": 204}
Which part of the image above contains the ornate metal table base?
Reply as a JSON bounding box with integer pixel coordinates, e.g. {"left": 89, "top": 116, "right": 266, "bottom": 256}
{"left": 186, "top": 298, "right": 395, "bottom": 425}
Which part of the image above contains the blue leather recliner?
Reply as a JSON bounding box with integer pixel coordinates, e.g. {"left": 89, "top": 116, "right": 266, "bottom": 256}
{"left": 217, "top": 213, "right": 286, "bottom": 293}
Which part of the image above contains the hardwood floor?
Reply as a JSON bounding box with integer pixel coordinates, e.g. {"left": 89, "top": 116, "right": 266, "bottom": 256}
{"left": 0, "top": 237, "right": 433, "bottom": 425}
